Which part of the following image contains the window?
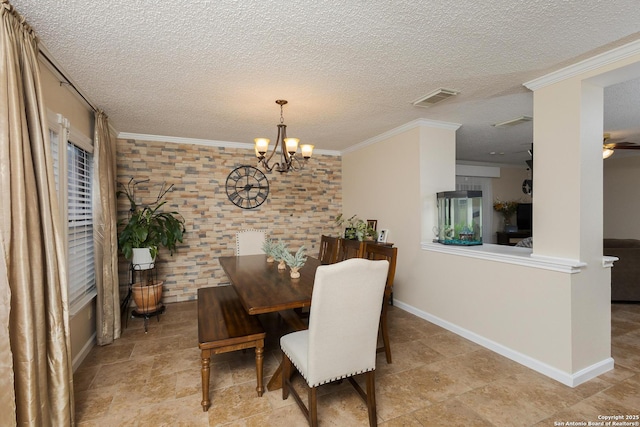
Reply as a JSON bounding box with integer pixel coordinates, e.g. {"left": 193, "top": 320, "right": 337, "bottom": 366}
{"left": 49, "top": 112, "right": 95, "bottom": 313}
{"left": 67, "top": 144, "right": 95, "bottom": 306}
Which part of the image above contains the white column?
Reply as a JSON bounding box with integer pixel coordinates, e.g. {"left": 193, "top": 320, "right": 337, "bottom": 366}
{"left": 419, "top": 122, "right": 459, "bottom": 242}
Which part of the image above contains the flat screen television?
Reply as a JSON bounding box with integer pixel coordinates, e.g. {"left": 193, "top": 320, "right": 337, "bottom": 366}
{"left": 517, "top": 203, "right": 532, "bottom": 231}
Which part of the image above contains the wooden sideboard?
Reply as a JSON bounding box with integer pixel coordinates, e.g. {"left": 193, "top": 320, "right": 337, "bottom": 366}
{"left": 496, "top": 231, "right": 531, "bottom": 246}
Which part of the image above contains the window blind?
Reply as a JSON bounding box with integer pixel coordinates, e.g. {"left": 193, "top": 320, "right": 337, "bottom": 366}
{"left": 66, "top": 143, "right": 95, "bottom": 306}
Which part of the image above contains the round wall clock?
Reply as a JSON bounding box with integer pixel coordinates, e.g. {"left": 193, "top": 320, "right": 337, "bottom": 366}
{"left": 225, "top": 165, "right": 270, "bottom": 209}
{"left": 522, "top": 179, "right": 533, "bottom": 196}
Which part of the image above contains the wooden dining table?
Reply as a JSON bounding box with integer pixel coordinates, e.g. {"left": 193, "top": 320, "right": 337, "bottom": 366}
{"left": 218, "top": 254, "right": 322, "bottom": 390}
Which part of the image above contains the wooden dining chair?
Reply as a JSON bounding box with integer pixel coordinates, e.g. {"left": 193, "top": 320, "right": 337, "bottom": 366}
{"left": 281, "top": 258, "right": 389, "bottom": 427}
{"left": 236, "top": 229, "right": 266, "bottom": 256}
{"left": 363, "top": 242, "right": 398, "bottom": 364}
{"left": 318, "top": 235, "right": 340, "bottom": 264}
{"left": 337, "top": 238, "right": 364, "bottom": 261}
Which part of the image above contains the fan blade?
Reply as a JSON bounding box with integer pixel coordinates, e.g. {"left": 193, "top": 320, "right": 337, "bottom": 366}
{"left": 613, "top": 145, "right": 640, "bottom": 150}
{"left": 604, "top": 141, "right": 640, "bottom": 149}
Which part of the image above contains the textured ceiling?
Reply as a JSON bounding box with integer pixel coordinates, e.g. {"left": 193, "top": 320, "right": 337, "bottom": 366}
{"left": 10, "top": 0, "right": 640, "bottom": 165}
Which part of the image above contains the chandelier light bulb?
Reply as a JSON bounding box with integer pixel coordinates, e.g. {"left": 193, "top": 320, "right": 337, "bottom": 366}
{"left": 284, "top": 138, "right": 299, "bottom": 154}
{"left": 254, "top": 138, "right": 270, "bottom": 157}
{"left": 301, "top": 144, "right": 314, "bottom": 159}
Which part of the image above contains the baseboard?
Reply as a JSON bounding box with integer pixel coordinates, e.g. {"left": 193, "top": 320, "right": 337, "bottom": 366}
{"left": 72, "top": 332, "right": 96, "bottom": 373}
{"left": 393, "top": 300, "right": 614, "bottom": 387}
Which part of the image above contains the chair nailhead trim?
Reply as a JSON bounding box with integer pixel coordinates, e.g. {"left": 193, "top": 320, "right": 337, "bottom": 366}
{"left": 283, "top": 349, "right": 374, "bottom": 387}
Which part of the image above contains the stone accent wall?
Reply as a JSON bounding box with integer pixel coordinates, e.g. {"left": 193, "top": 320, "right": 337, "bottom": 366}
{"left": 116, "top": 138, "right": 342, "bottom": 303}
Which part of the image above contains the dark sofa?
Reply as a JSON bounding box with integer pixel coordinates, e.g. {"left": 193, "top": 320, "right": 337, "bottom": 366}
{"left": 604, "top": 239, "right": 640, "bottom": 302}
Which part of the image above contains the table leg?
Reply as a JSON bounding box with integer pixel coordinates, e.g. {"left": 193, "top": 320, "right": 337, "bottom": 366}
{"left": 201, "top": 349, "right": 211, "bottom": 411}
{"left": 255, "top": 341, "right": 264, "bottom": 396}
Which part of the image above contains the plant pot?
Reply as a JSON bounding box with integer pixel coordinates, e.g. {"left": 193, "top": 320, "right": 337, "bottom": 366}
{"left": 278, "top": 260, "right": 286, "bottom": 270}
{"left": 132, "top": 281, "right": 164, "bottom": 313}
{"left": 290, "top": 267, "right": 300, "bottom": 279}
{"left": 344, "top": 227, "right": 356, "bottom": 240}
{"left": 132, "top": 247, "right": 156, "bottom": 270}
{"left": 267, "top": 256, "right": 275, "bottom": 263}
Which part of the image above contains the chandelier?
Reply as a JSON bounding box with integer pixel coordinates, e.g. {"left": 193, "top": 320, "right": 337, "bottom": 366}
{"left": 254, "top": 100, "right": 314, "bottom": 173}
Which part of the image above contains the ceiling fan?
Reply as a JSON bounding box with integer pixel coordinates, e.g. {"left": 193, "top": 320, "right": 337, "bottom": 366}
{"left": 603, "top": 133, "right": 640, "bottom": 159}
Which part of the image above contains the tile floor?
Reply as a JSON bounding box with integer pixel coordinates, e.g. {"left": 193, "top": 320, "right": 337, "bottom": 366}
{"left": 74, "top": 302, "right": 640, "bottom": 426}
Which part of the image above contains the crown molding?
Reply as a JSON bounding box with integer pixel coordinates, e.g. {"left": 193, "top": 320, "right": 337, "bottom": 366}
{"left": 117, "top": 132, "right": 341, "bottom": 156}
{"left": 524, "top": 38, "right": 640, "bottom": 91}
{"left": 342, "top": 118, "right": 461, "bottom": 155}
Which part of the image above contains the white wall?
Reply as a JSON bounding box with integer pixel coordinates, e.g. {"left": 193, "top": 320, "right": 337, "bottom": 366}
{"left": 604, "top": 155, "right": 640, "bottom": 239}
{"left": 492, "top": 167, "right": 532, "bottom": 203}
{"left": 342, "top": 124, "right": 425, "bottom": 305}
{"left": 40, "top": 59, "right": 93, "bottom": 137}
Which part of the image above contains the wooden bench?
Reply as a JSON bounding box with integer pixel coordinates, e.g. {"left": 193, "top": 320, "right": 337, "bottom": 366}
{"left": 197, "top": 285, "right": 266, "bottom": 411}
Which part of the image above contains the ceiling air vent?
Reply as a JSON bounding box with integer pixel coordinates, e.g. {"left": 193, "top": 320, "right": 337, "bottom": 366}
{"left": 412, "top": 88, "right": 459, "bottom": 108}
{"left": 492, "top": 116, "right": 532, "bottom": 128}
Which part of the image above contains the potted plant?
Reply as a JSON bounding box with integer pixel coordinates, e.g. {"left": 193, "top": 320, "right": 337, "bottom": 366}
{"left": 493, "top": 199, "right": 519, "bottom": 232}
{"left": 282, "top": 246, "right": 307, "bottom": 279}
{"left": 271, "top": 240, "right": 289, "bottom": 270}
{"left": 262, "top": 238, "right": 277, "bottom": 262}
{"left": 118, "top": 178, "right": 185, "bottom": 313}
{"left": 118, "top": 179, "right": 185, "bottom": 262}
{"left": 335, "top": 214, "right": 378, "bottom": 241}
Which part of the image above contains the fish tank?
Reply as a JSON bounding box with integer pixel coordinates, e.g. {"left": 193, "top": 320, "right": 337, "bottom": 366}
{"left": 436, "top": 190, "right": 483, "bottom": 245}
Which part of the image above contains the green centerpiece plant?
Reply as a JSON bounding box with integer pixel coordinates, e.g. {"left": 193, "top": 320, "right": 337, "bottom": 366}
{"left": 271, "top": 240, "right": 289, "bottom": 270}
{"left": 262, "top": 238, "right": 277, "bottom": 262}
{"left": 282, "top": 246, "right": 307, "bottom": 279}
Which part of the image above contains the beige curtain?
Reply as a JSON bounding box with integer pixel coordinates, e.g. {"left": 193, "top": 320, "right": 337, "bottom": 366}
{"left": 94, "top": 110, "right": 121, "bottom": 345}
{"left": 0, "top": 1, "right": 75, "bottom": 426}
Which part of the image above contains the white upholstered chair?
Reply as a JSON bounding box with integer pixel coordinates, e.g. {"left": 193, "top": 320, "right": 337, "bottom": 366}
{"left": 235, "top": 229, "right": 266, "bottom": 256}
{"left": 281, "top": 258, "right": 389, "bottom": 427}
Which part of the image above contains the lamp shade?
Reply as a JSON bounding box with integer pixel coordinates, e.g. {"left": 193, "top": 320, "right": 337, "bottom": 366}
{"left": 301, "top": 144, "right": 314, "bottom": 159}
{"left": 254, "top": 138, "right": 270, "bottom": 156}
{"left": 603, "top": 148, "right": 614, "bottom": 159}
{"left": 284, "top": 138, "right": 299, "bottom": 154}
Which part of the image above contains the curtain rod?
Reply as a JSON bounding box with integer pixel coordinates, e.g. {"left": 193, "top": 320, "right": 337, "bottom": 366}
{"left": 38, "top": 49, "right": 98, "bottom": 113}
